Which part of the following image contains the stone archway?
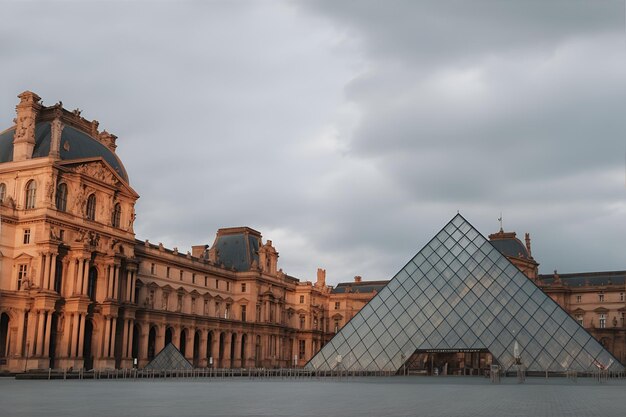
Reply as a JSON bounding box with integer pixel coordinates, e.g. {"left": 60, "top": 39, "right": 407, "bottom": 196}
{"left": 131, "top": 324, "right": 140, "bottom": 366}
{"left": 206, "top": 331, "right": 214, "bottom": 367}
{"left": 0, "top": 312, "right": 10, "bottom": 360}
{"left": 83, "top": 319, "right": 94, "bottom": 370}
{"left": 193, "top": 331, "right": 201, "bottom": 367}
{"left": 165, "top": 327, "right": 173, "bottom": 346}
{"left": 240, "top": 334, "right": 247, "bottom": 368}
{"left": 179, "top": 328, "right": 187, "bottom": 356}
{"left": 147, "top": 327, "right": 157, "bottom": 360}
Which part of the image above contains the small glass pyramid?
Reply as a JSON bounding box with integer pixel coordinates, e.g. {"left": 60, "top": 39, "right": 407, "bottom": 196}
{"left": 144, "top": 342, "right": 193, "bottom": 370}
{"left": 307, "top": 214, "right": 623, "bottom": 373}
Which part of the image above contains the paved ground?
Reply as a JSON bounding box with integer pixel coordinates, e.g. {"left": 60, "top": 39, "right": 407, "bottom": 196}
{"left": 1, "top": 376, "right": 625, "bottom": 417}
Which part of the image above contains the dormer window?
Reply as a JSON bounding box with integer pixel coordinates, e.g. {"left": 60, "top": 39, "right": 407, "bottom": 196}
{"left": 86, "top": 193, "right": 96, "bottom": 220}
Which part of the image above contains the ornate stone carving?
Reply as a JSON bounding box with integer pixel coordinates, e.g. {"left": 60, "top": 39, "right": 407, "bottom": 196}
{"left": 72, "top": 162, "right": 118, "bottom": 185}
{"left": 14, "top": 114, "right": 35, "bottom": 143}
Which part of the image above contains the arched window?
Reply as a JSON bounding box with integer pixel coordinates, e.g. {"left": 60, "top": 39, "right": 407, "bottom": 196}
{"left": 111, "top": 203, "right": 121, "bottom": 228}
{"left": 0, "top": 183, "right": 6, "bottom": 203}
{"left": 25, "top": 180, "right": 36, "bottom": 209}
{"left": 86, "top": 193, "right": 96, "bottom": 221}
{"left": 55, "top": 183, "right": 68, "bottom": 212}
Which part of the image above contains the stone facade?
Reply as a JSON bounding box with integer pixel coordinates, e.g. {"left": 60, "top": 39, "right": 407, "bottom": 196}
{"left": 0, "top": 91, "right": 623, "bottom": 372}
{"left": 0, "top": 92, "right": 328, "bottom": 371}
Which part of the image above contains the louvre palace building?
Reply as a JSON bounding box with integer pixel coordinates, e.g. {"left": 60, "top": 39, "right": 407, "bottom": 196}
{"left": 0, "top": 91, "right": 624, "bottom": 374}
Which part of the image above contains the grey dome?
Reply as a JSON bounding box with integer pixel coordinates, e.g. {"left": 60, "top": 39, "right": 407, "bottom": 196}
{"left": 0, "top": 122, "right": 128, "bottom": 182}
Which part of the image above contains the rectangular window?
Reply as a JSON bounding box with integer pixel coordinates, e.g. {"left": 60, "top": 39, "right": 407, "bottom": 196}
{"left": 225, "top": 304, "right": 230, "bottom": 319}
{"left": 23, "top": 229, "right": 31, "bottom": 244}
{"left": 621, "top": 312, "right": 625, "bottom": 327}
{"left": 17, "top": 264, "right": 28, "bottom": 290}
{"left": 150, "top": 263, "right": 155, "bottom": 275}
{"left": 334, "top": 301, "right": 340, "bottom": 310}
{"left": 599, "top": 314, "right": 606, "bottom": 329}
{"left": 216, "top": 280, "right": 219, "bottom": 289}
{"left": 179, "top": 270, "right": 184, "bottom": 281}
{"left": 192, "top": 274, "right": 196, "bottom": 284}
{"left": 334, "top": 320, "right": 340, "bottom": 333}
{"left": 599, "top": 293, "right": 605, "bottom": 302}
{"left": 241, "top": 283, "right": 246, "bottom": 292}
{"left": 576, "top": 295, "right": 582, "bottom": 303}
{"left": 299, "top": 315, "right": 305, "bottom": 329}
{"left": 621, "top": 293, "right": 625, "bottom": 302}
{"left": 166, "top": 267, "right": 170, "bottom": 278}
{"left": 215, "top": 302, "right": 221, "bottom": 318}
{"left": 241, "top": 305, "right": 247, "bottom": 322}
{"left": 576, "top": 315, "right": 583, "bottom": 327}
{"left": 204, "top": 276, "right": 208, "bottom": 287}
{"left": 299, "top": 340, "right": 306, "bottom": 359}
{"left": 299, "top": 295, "right": 304, "bottom": 304}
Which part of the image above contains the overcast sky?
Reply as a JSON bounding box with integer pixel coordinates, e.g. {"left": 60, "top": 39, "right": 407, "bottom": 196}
{"left": 1, "top": 1, "right": 624, "bottom": 285}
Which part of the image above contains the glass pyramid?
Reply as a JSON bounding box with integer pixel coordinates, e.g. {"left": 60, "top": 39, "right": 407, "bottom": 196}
{"left": 307, "top": 214, "right": 624, "bottom": 373}
{"left": 144, "top": 342, "right": 193, "bottom": 370}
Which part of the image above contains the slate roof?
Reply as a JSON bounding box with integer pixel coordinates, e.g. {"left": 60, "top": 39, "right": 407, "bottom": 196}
{"left": 0, "top": 122, "right": 129, "bottom": 182}
{"left": 539, "top": 271, "right": 626, "bottom": 287}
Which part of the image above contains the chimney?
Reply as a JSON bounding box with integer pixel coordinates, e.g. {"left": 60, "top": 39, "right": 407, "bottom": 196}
{"left": 525, "top": 232, "right": 532, "bottom": 257}
{"left": 316, "top": 268, "right": 326, "bottom": 287}
{"left": 13, "top": 91, "right": 42, "bottom": 161}
{"left": 192, "top": 244, "right": 208, "bottom": 258}
{"left": 354, "top": 276, "right": 362, "bottom": 283}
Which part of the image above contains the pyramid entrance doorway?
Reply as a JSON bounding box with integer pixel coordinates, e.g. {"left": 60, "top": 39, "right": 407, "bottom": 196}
{"left": 402, "top": 348, "right": 491, "bottom": 376}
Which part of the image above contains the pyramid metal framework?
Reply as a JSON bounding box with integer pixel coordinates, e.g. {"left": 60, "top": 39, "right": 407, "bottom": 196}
{"left": 144, "top": 342, "right": 193, "bottom": 370}
{"left": 307, "top": 215, "right": 624, "bottom": 373}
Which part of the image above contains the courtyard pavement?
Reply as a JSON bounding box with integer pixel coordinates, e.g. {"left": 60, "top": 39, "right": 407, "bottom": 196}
{"left": 0, "top": 375, "right": 624, "bottom": 417}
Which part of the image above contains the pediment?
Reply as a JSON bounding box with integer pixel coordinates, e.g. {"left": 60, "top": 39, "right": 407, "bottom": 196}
{"left": 14, "top": 252, "right": 34, "bottom": 261}
{"left": 60, "top": 158, "right": 139, "bottom": 197}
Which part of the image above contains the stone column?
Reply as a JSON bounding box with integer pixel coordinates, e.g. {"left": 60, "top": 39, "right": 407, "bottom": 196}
{"left": 138, "top": 327, "right": 148, "bottom": 362}
{"left": 76, "top": 258, "right": 85, "bottom": 294}
{"left": 113, "top": 266, "right": 120, "bottom": 300}
{"left": 49, "top": 254, "right": 57, "bottom": 291}
{"left": 185, "top": 329, "right": 194, "bottom": 360}
{"left": 15, "top": 311, "right": 26, "bottom": 357}
{"left": 42, "top": 254, "right": 51, "bottom": 290}
{"left": 233, "top": 334, "right": 241, "bottom": 367}
{"left": 36, "top": 311, "right": 45, "bottom": 356}
{"left": 103, "top": 317, "right": 112, "bottom": 358}
{"left": 223, "top": 332, "right": 231, "bottom": 368}
{"left": 125, "top": 271, "right": 132, "bottom": 302}
{"left": 126, "top": 319, "right": 135, "bottom": 358}
{"left": 121, "top": 319, "right": 129, "bottom": 358}
{"left": 77, "top": 314, "right": 86, "bottom": 357}
{"left": 129, "top": 272, "right": 136, "bottom": 303}
{"left": 70, "top": 314, "right": 79, "bottom": 357}
{"left": 109, "top": 318, "right": 117, "bottom": 358}
{"left": 199, "top": 330, "right": 208, "bottom": 367}
{"left": 81, "top": 259, "right": 90, "bottom": 296}
{"left": 156, "top": 325, "right": 166, "bottom": 353}
{"left": 43, "top": 312, "right": 52, "bottom": 357}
